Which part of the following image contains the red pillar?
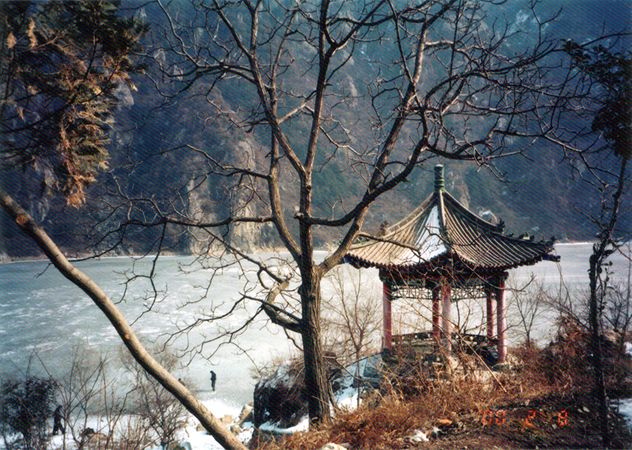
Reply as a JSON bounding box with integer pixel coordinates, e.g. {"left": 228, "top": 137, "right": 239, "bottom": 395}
{"left": 496, "top": 279, "right": 506, "bottom": 363}
{"left": 441, "top": 282, "right": 452, "bottom": 352}
{"left": 486, "top": 287, "right": 495, "bottom": 341}
{"left": 383, "top": 282, "right": 392, "bottom": 351}
{"left": 432, "top": 285, "right": 442, "bottom": 344}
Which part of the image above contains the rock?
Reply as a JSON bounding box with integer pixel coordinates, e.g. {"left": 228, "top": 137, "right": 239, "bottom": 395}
{"left": 195, "top": 423, "right": 206, "bottom": 432}
{"left": 253, "top": 360, "right": 307, "bottom": 429}
{"left": 168, "top": 443, "right": 192, "bottom": 450}
{"left": 81, "top": 429, "right": 109, "bottom": 448}
{"left": 220, "top": 414, "right": 234, "bottom": 425}
{"left": 319, "top": 443, "right": 348, "bottom": 450}
{"left": 253, "top": 353, "right": 381, "bottom": 431}
{"left": 81, "top": 427, "right": 96, "bottom": 437}
{"left": 238, "top": 403, "right": 254, "bottom": 425}
{"left": 436, "top": 418, "right": 453, "bottom": 427}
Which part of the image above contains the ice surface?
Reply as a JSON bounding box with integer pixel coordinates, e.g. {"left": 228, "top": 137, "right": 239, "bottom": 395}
{"left": 0, "top": 244, "right": 629, "bottom": 447}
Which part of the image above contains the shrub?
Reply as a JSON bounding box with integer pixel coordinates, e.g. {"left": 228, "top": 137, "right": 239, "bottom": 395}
{"left": 0, "top": 375, "right": 56, "bottom": 449}
{"left": 539, "top": 314, "right": 631, "bottom": 394}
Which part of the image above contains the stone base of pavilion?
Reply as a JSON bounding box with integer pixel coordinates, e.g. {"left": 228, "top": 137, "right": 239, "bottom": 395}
{"left": 385, "top": 330, "right": 500, "bottom": 368}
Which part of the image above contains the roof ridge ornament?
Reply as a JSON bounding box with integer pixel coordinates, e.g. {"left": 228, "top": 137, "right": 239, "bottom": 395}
{"left": 434, "top": 164, "right": 445, "bottom": 193}
{"left": 434, "top": 164, "right": 451, "bottom": 253}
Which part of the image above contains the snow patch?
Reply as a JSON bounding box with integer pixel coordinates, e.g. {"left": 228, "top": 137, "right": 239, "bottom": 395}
{"left": 258, "top": 416, "right": 309, "bottom": 435}
{"left": 255, "top": 354, "right": 383, "bottom": 434}
{"left": 408, "top": 429, "right": 429, "bottom": 443}
{"left": 617, "top": 398, "right": 632, "bottom": 430}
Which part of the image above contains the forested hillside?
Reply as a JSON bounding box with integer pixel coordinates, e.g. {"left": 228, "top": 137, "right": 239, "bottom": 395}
{"left": 1, "top": 0, "right": 629, "bottom": 258}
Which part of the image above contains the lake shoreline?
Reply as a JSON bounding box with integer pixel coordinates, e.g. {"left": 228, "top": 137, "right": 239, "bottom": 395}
{"left": 0, "top": 241, "right": 597, "bottom": 265}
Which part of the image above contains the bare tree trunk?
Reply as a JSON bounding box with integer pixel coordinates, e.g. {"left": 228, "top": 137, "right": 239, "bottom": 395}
{"left": 0, "top": 188, "right": 246, "bottom": 450}
{"left": 588, "top": 251, "right": 609, "bottom": 447}
{"left": 300, "top": 272, "right": 331, "bottom": 422}
{"left": 587, "top": 159, "right": 628, "bottom": 447}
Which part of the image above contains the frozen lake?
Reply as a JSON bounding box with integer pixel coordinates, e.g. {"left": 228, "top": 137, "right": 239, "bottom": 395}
{"left": 0, "top": 253, "right": 297, "bottom": 410}
{"left": 0, "top": 243, "right": 629, "bottom": 432}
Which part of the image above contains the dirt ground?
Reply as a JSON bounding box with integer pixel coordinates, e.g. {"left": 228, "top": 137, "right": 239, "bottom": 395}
{"left": 406, "top": 394, "right": 632, "bottom": 449}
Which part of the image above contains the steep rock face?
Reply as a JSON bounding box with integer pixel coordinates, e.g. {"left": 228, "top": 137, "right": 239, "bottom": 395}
{"left": 0, "top": 165, "right": 100, "bottom": 257}
{"left": 3, "top": 1, "right": 629, "bottom": 258}
{"left": 223, "top": 139, "right": 261, "bottom": 253}
{"left": 171, "top": 88, "right": 269, "bottom": 254}
{"left": 184, "top": 145, "right": 263, "bottom": 254}
{"left": 186, "top": 175, "right": 220, "bottom": 255}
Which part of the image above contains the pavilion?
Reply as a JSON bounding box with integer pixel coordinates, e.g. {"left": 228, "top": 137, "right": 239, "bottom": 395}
{"left": 344, "top": 165, "right": 559, "bottom": 363}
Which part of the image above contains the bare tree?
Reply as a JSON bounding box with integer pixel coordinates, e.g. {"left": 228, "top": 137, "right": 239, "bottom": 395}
{"left": 0, "top": 2, "right": 245, "bottom": 448}
{"left": 0, "top": 191, "right": 246, "bottom": 449}
{"left": 120, "top": 0, "right": 579, "bottom": 425}
{"left": 123, "top": 348, "right": 189, "bottom": 448}
{"left": 57, "top": 346, "right": 113, "bottom": 449}
{"left": 532, "top": 35, "right": 630, "bottom": 445}
{"left": 322, "top": 266, "right": 381, "bottom": 366}
{"left": 507, "top": 276, "right": 549, "bottom": 347}
{"left": 56, "top": 346, "right": 152, "bottom": 450}
{"left": 555, "top": 40, "right": 631, "bottom": 447}
{"left": 586, "top": 160, "right": 628, "bottom": 448}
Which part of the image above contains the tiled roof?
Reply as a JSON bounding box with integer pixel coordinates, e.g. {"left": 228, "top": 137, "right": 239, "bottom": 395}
{"left": 345, "top": 166, "right": 558, "bottom": 272}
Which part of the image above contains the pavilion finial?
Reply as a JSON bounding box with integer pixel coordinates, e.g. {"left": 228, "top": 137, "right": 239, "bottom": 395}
{"left": 434, "top": 164, "right": 445, "bottom": 193}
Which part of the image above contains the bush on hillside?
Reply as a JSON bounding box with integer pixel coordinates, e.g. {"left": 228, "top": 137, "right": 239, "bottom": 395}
{"left": 0, "top": 375, "right": 56, "bottom": 449}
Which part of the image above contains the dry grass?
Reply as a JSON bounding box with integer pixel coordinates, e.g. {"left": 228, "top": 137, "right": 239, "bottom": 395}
{"left": 257, "top": 347, "right": 563, "bottom": 449}
{"left": 255, "top": 332, "right": 631, "bottom": 449}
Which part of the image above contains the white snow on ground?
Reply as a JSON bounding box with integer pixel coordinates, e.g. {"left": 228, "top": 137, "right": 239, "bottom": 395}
{"left": 333, "top": 355, "right": 380, "bottom": 411}
{"left": 258, "top": 417, "right": 309, "bottom": 435}
{"left": 617, "top": 398, "right": 632, "bottom": 430}
{"left": 335, "top": 385, "right": 360, "bottom": 410}
{"left": 172, "top": 423, "right": 253, "bottom": 450}
{"left": 170, "top": 398, "right": 249, "bottom": 449}
{"left": 152, "top": 398, "right": 255, "bottom": 450}
{"left": 2, "top": 398, "right": 253, "bottom": 450}
{"left": 255, "top": 354, "right": 382, "bottom": 435}
{"left": 616, "top": 342, "right": 632, "bottom": 432}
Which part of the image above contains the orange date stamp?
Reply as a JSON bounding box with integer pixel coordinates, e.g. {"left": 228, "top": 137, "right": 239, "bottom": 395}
{"left": 481, "top": 408, "right": 569, "bottom": 429}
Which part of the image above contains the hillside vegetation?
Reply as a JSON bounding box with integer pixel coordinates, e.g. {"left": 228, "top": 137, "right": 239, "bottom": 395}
{"left": 1, "top": 0, "right": 629, "bottom": 258}
{"left": 258, "top": 323, "right": 632, "bottom": 449}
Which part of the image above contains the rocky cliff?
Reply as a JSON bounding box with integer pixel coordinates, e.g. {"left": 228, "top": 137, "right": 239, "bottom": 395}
{"left": 1, "top": 0, "right": 629, "bottom": 258}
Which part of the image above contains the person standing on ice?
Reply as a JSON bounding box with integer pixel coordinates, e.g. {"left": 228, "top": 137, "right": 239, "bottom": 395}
{"left": 52, "top": 405, "right": 65, "bottom": 435}
{"left": 210, "top": 370, "right": 217, "bottom": 391}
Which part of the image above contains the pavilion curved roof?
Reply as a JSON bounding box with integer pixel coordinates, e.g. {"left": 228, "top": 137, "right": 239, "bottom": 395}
{"left": 345, "top": 165, "right": 559, "bottom": 272}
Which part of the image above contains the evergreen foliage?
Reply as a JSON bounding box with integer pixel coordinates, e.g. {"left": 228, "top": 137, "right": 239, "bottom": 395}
{"left": 564, "top": 41, "right": 631, "bottom": 160}
{"left": 0, "top": 0, "right": 146, "bottom": 205}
